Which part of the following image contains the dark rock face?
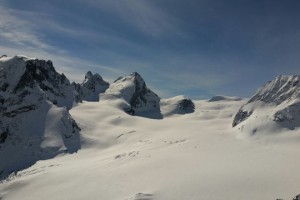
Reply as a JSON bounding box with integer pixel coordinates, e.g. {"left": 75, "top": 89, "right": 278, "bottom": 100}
{"left": 0, "top": 56, "right": 76, "bottom": 110}
{"left": 73, "top": 71, "right": 109, "bottom": 101}
{"left": 232, "top": 109, "right": 252, "bottom": 127}
{"left": 128, "top": 72, "right": 160, "bottom": 111}
{"left": 124, "top": 107, "right": 135, "bottom": 115}
{"left": 293, "top": 194, "right": 300, "bottom": 200}
{"left": 0, "top": 128, "right": 8, "bottom": 144}
{"left": 177, "top": 98, "right": 195, "bottom": 114}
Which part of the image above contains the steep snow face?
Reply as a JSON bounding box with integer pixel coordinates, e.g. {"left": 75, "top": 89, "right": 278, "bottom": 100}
{"left": 0, "top": 56, "right": 80, "bottom": 180}
{"left": 73, "top": 71, "right": 109, "bottom": 101}
{"left": 233, "top": 75, "right": 300, "bottom": 134}
{"left": 100, "top": 72, "right": 160, "bottom": 117}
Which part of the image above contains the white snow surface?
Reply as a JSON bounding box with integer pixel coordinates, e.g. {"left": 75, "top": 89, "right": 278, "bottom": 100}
{"left": 1, "top": 99, "right": 300, "bottom": 200}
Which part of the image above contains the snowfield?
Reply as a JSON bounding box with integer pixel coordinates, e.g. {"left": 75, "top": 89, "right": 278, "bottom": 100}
{"left": 1, "top": 98, "right": 300, "bottom": 200}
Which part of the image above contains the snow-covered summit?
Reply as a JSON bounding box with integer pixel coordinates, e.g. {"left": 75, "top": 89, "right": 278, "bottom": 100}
{"left": 0, "top": 55, "right": 75, "bottom": 109}
{"left": 233, "top": 75, "right": 300, "bottom": 133}
{"left": 73, "top": 71, "right": 109, "bottom": 101}
{"left": 100, "top": 72, "right": 160, "bottom": 117}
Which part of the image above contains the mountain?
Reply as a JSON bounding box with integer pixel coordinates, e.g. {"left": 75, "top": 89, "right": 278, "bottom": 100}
{"left": 100, "top": 72, "right": 161, "bottom": 118}
{"left": 0, "top": 55, "right": 80, "bottom": 180}
{"left": 208, "top": 95, "right": 243, "bottom": 102}
{"left": 232, "top": 75, "right": 300, "bottom": 134}
{"left": 73, "top": 71, "right": 109, "bottom": 101}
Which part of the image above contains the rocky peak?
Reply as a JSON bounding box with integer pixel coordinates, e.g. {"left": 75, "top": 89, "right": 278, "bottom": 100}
{"left": 248, "top": 75, "right": 300, "bottom": 105}
{"left": 0, "top": 55, "right": 75, "bottom": 109}
{"left": 74, "top": 71, "right": 109, "bottom": 101}
{"left": 101, "top": 72, "right": 160, "bottom": 116}
{"left": 84, "top": 71, "right": 93, "bottom": 80}
{"left": 232, "top": 75, "right": 300, "bottom": 130}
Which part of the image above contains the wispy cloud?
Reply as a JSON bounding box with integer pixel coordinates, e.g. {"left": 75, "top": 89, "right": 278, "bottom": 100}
{"left": 0, "top": 6, "right": 55, "bottom": 51}
{"left": 0, "top": 4, "right": 128, "bottom": 84}
{"left": 79, "top": 0, "right": 185, "bottom": 38}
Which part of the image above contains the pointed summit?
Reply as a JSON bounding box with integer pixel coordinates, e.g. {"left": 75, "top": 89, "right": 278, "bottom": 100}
{"left": 100, "top": 72, "right": 161, "bottom": 117}
{"left": 73, "top": 71, "right": 109, "bottom": 101}
{"left": 84, "top": 71, "right": 93, "bottom": 80}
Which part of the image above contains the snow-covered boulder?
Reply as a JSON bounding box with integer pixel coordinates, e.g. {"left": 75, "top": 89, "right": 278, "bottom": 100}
{"left": 73, "top": 71, "right": 109, "bottom": 101}
{"left": 100, "top": 72, "right": 161, "bottom": 118}
{"left": 232, "top": 75, "right": 300, "bottom": 134}
{"left": 0, "top": 55, "right": 80, "bottom": 180}
{"left": 160, "top": 95, "right": 195, "bottom": 116}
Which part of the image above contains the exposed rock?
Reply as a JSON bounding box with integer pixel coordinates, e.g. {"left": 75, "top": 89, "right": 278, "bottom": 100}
{"left": 232, "top": 109, "right": 252, "bottom": 127}
{"left": 293, "top": 194, "right": 300, "bottom": 200}
{"left": 177, "top": 98, "right": 195, "bottom": 113}
{"left": 73, "top": 71, "right": 109, "bottom": 101}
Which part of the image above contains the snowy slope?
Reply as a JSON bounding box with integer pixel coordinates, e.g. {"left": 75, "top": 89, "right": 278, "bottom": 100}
{"left": 233, "top": 75, "right": 300, "bottom": 135}
{"left": 1, "top": 99, "right": 300, "bottom": 200}
{"left": 0, "top": 55, "right": 80, "bottom": 180}
{"left": 73, "top": 71, "right": 109, "bottom": 101}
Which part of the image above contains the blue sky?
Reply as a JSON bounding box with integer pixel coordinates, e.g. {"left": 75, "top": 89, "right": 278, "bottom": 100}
{"left": 1, "top": 0, "right": 300, "bottom": 99}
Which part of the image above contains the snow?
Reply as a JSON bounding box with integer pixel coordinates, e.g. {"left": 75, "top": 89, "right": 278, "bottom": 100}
{"left": 1, "top": 99, "right": 300, "bottom": 200}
